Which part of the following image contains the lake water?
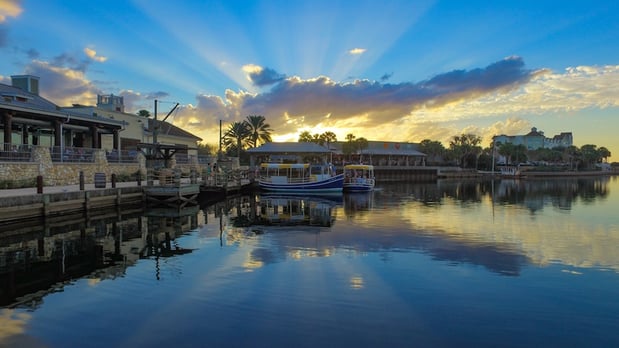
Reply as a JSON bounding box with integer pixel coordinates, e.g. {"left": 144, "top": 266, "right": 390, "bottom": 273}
{"left": 1, "top": 177, "right": 619, "bottom": 347}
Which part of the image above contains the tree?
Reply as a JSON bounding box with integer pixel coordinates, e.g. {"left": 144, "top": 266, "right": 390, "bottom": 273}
{"left": 320, "top": 131, "right": 337, "bottom": 150}
{"left": 418, "top": 139, "right": 445, "bottom": 164}
{"left": 137, "top": 109, "right": 150, "bottom": 118}
{"left": 223, "top": 122, "right": 250, "bottom": 159}
{"left": 580, "top": 144, "right": 600, "bottom": 169}
{"left": 244, "top": 115, "right": 272, "bottom": 148}
{"left": 356, "top": 137, "right": 369, "bottom": 163}
{"left": 197, "top": 143, "right": 217, "bottom": 156}
{"left": 449, "top": 134, "right": 482, "bottom": 168}
{"left": 343, "top": 133, "right": 357, "bottom": 160}
{"left": 511, "top": 144, "right": 528, "bottom": 164}
{"left": 298, "top": 131, "right": 314, "bottom": 143}
{"left": 598, "top": 146, "right": 611, "bottom": 163}
{"left": 564, "top": 145, "right": 582, "bottom": 170}
{"left": 356, "top": 137, "right": 368, "bottom": 151}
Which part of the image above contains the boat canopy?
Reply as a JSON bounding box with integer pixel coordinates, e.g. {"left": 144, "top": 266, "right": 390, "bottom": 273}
{"left": 260, "top": 163, "right": 309, "bottom": 169}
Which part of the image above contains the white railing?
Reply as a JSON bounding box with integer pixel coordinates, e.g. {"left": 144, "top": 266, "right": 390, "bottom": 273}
{"left": 106, "top": 149, "right": 139, "bottom": 164}
{"left": 50, "top": 146, "right": 95, "bottom": 163}
{"left": 0, "top": 143, "right": 32, "bottom": 161}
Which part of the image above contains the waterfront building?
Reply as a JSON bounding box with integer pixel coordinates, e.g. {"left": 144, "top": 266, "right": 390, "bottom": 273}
{"left": 0, "top": 74, "right": 203, "bottom": 184}
{"left": 331, "top": 140, "right": 427, "bottom": 166}
{"left": 247, "top": 141, "right": 427, "bottom": 168}
{"left": 1, "top": 75, "right": 124, "bottom": 152}
{"left": 492, "top": 127, "right": 574, "bottom": 165}
{"left": 64, "top": 94, "right": 202, "bottom": 159}
{"left": 493, "top": 127, "right": 573, "bottom": 150}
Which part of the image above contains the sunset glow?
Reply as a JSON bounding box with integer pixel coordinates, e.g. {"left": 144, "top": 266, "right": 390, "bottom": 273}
{"left": 1, "top": 0, "right": 618, "bottom": 160}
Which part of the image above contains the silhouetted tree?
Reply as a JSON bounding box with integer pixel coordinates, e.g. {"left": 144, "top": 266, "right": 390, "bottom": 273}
{"left": 449, "top": 133, "right": 482, "bottom": 168}
{"left": 223, "top": 122, "right": 250, "bottom": 159}
{"left": 244, "top": 115, "right": 272, "bottom": 148}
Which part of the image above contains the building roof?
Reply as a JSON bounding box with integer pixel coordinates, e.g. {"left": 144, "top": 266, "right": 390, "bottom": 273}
{"left": 246, "top": 142, "right": 330, "bottom": 153}
{"left": 146, "top": 119, "right": 203, "bottom": 141}
{"left": 332, "top": 141, "right": 426, "bottom": 156}
{"left": 525, "top": 127, "right": 544, "bottom": 137}
{"left": 0, "top": 83, "right": 125, "bottom": 129}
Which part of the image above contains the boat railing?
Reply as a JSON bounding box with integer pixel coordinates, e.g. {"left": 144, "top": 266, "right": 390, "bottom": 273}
{"left": 345, "top": 177, "right": 374, "bottom": 185}
{"left": 260, "top": 175, "right": 315, "bottom": 184}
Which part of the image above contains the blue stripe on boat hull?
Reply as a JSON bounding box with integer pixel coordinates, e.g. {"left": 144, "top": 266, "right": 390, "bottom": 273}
{"left": 343, "top": 184, "right": 374, "bottom": 192}
{"left": 259, "top": 174, "right": 344, "bottom": 193}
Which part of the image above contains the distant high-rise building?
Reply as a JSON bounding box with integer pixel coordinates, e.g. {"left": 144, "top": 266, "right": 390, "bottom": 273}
{"left": 493, "top": 127, "right": 572, "bottom": 150}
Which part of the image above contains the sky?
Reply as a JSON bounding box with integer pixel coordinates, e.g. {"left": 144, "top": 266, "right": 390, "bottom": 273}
{"left": 1, "top": 0, "right": 618, "bottom": 160}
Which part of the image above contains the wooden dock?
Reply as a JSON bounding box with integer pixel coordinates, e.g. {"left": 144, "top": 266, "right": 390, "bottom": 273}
{"left": 200, "top": 169, "right": 255, "bottom": 203}
{"left": 0, "top": 186, "right": 144, "bottom": 223}
{"left": 144, "top": 183, "right": 200, "bottom": 208}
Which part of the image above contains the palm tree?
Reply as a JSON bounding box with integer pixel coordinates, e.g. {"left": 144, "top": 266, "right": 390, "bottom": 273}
{"left": 244, "top": 115, "right": 272, "bottom": 148}
{"left": 356, "top": 137, "right": 369, "bottom": 163}
{"left": 343, "top": 133, "right": 356, "bottom": 161}
{"left": 223, "top": 122, "right": 250, "bottom": 159}
{"left": 298, "top": 131, "right": 314, "bottom": 142}
{"left": 564, "top": 145, "right": 582, "bottom": 170}
{"left": 320, "top": 131, "right": 337, "bottom": 150}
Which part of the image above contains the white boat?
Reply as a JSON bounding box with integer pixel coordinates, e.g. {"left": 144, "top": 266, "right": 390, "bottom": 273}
{"left": 343, "top": 164, "right": 375, "bottom": 192}
{"left": 257, "top": 163, "right": 344, "bottom": 193}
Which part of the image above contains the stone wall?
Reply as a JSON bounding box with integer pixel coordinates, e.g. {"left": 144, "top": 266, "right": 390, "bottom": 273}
{"left": 0, "top": 147, "right": 146, "bottom": 185}
{"left": 0, "top": 147, "right": 204, "bottom": 186}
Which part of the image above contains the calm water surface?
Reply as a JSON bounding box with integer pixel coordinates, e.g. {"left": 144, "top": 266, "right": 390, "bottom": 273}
{"left": 1, "top": 177, "right": 619, "bottom": 347}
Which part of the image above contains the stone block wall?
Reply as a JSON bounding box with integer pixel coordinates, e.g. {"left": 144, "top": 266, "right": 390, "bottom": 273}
{"left": 0, "top": 146, "right": 146, "bottom": 186}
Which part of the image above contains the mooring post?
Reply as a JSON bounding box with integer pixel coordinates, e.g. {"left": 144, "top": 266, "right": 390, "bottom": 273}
{"left": 37, "top": 175, "right": 43, "bottom": 194}
{"left": 79, "top": 171, "right": 85, "bottom": 191}
{"left": 111, "top": 173, "right": 117, "bottom": 188}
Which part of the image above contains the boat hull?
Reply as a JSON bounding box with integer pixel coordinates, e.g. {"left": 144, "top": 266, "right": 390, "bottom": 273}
{"left": 259, "top": 174, "right": 344, "bottom": 193}
{"left": 343, "top": 183, "right": 374, "bottom": 192}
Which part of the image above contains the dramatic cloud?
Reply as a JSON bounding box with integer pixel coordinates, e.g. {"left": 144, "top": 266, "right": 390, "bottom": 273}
{"left": 145, "top": 91, "right": 169, "bottom": 100}
{"left": 243, "top": 65, "right": 286, "bottom": 87}
{"left": 117, "top": 90, "right": 144, "bottom": 112}
{"left": 51, "top": 52, "right": 90, "bottom": 72}
{"left": 84, "top": 47, "right": 107, "bottom": 63}
{"left": 0, "top": 0, "right": 22, "bottom": 23}
{"left": 24, "top": 60, "right": 101, "bottom": 106}
{"left": 223, "top": 56, "right": 538, "bottom": 131}
{"left": 380, "top": 72, "right": 393, "bottom": 82}
{"left": 0, "top": 0, "right": 22, "bottom": 47}
{"left": 21, "top": 53, "right": 618, "bottom": 151}
{"left": 168, "top": 56, "right": 540, "bottom": 145}
{"left": 348, "top": 48, "right": 366, "bottom": 55}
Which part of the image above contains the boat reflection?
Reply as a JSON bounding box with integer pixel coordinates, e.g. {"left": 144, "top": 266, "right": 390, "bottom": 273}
{"left": 253, "top": 194, "right": 340, "bottom": 227}
{"left": 343, "top": 192, "right": 374, "bottom": 217}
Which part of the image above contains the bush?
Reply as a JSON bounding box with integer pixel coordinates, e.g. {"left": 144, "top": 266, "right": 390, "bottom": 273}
{"left": 0, "top": 177, "right": 38, "bottom": 189}
{"left": 114, "top": 171, "right": 144, "bottom": 182}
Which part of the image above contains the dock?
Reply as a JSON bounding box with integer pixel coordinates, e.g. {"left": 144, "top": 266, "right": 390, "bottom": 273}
{"left": 0, "top": 185, "right": 144, "bottom": 223}
{"left": 144, "top": 183, "right": 200, "bottom": 208}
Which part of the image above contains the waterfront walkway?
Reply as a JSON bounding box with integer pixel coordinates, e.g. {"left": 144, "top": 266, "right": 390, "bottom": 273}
{"left": 0, "top": 181, "right": 141, "bottom": 198}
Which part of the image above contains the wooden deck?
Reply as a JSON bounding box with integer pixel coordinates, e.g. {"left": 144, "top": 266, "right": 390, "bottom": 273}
{"left": 144, "top": 183, "right": 200, "bottom": 208}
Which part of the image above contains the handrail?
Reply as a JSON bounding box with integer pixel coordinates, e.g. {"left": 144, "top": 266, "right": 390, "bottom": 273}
{"left": 0, "top": 143, "right": 32, "bottom": 162}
